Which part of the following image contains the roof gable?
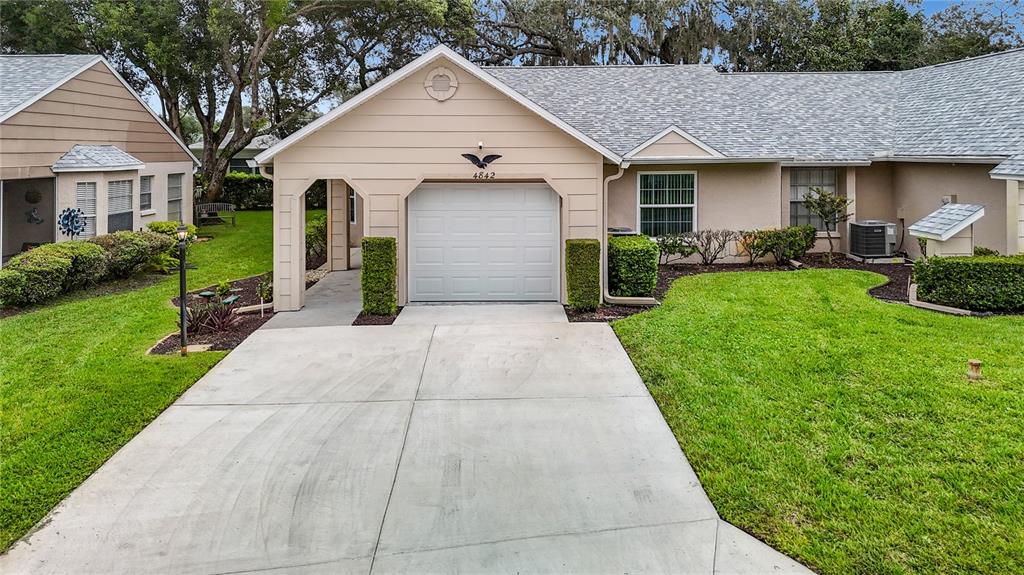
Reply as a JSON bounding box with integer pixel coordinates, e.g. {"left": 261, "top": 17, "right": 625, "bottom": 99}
{"left": 626, "top": 126, "right": 722, "bottom": 159}
{"left": 0, "top": 54, "right": 198, "bottom": 165}
{"left": 255, "top": 45, "right": 621, "bottom": 164}
{"left": 0, "top": 54, "right": 101, "bottom": 120}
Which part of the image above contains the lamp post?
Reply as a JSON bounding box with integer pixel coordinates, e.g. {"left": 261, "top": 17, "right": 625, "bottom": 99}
{"left": 176, "top": 223, "right": 189, "bottom": 356}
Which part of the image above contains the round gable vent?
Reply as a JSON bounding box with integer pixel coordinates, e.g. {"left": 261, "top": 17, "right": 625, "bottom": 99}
{"left": 424, "top": 67, "right": 458, "bottom": 101}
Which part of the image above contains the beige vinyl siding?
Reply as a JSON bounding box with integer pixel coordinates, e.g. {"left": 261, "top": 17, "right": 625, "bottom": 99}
{"left": 271, "top": 55, "right": 603, "bottom": 309}
{"left": 0, "top": 62, "right": 191, "bottom": 180}
{"left": 631, "top": 131, "right": 713, "bottom": 158}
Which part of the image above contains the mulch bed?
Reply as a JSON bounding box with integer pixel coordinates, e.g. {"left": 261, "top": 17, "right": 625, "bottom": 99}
{"left": 155, "top": 274, "right": 274, "bottom": 355}
{"left": 566, "top": 254, "right": 913, "bottom": 323}
{"left": 353, "top": 307, "right": 403, "bottom": 326}
{"left": 149, "top": 313, "right": 275, "bottom": 354}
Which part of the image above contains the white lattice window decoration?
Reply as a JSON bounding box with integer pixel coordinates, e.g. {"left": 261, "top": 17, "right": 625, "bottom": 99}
{"left": 424, "top": 67, "right": 458, "bottom": 101}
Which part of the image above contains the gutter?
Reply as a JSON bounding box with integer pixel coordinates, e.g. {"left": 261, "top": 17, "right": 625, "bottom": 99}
{"left": 602, "top": 162, "right": 659, "bottom": 306}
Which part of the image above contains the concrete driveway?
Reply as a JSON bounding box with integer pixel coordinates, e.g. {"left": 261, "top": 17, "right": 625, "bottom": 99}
{"left": 1, "top": 304, "right": 808, "bottom": 574}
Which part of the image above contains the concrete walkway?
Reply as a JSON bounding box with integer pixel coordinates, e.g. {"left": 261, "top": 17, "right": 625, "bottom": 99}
{"left": 1, "top": 304, "right": 810, "bottom": 574}
{"left": 263, "top": 249, "right": 362, "bottom": 329}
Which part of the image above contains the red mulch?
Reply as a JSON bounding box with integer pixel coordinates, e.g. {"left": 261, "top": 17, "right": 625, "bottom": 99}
{"left": 566, "top": 254, "right": 913, "bottom": 323}
{"left": 353, "top": 307, "right": 403, "bottom": 325}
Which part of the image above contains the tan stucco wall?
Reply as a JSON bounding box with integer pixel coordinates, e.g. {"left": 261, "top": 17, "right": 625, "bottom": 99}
{"left": 889, "top": 163, "right": 1006, "bottom": 258}
{"left": 0, "top": 62, "right": 192, "bottom": 180}
{"left": 609, "top": 163, "right": 782, "bottom": 261}
{"left": 631, "top": 131, "right": 713, "bottom": 159}
{"left": 271, "top": 56, "right": 603, "bottom": 309}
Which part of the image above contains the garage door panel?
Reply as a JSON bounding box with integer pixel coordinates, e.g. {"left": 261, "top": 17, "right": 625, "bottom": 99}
{"left": 409, "top": 183, "right": 560, "bottom": 301}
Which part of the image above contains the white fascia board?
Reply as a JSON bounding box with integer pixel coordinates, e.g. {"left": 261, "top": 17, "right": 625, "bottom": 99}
{"left": 871, "top": 154, "right": 1007, "bottom": 164}
{"left": 254, "top": 44, "right": 622, "bottom": 165}
{"left": 52, "top": 163, "right": 146, "bottom": 173}
{"left": 627, "top": 156, "right": 788, "bottom": 165}
{"left": 97, "top": 58, "right": 200, "bottom": 166}
{"left": 989, "top": 172, "right": 1023, "bottom": 180}
{"left": 0, "top": 56, "right": 103, "bottom": 123}
{"left": 624, "top": 125, "right": 725, "bottom": 159}
{"left": 781, "top": 160, "right": 872, "bottom": 166}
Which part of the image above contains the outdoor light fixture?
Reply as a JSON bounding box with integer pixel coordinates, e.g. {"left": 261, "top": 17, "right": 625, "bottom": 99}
{"left": 176, "top": 223, "right": 189, "bottom": 356}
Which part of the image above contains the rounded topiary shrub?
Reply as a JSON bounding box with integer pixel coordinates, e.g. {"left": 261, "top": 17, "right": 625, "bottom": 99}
{"left": 0, "top": 268, "right": 29, "bottom": 307}
{"left": 361, "top": 236, "right": 397, "bottom": 315}
{"left": 565, "top": 239, "right": 601, "bottom": 311}
{"left": 91, "top": 231, "right": 174, "bottom": 279}
{"left": 608, "top": 235, "right": 660, "bottom": 297}
{"left": 1, "top": 248, "right": 72, "bottom": 305}
{"left": 44, "top": 241, "right": 108, "bottom": 290}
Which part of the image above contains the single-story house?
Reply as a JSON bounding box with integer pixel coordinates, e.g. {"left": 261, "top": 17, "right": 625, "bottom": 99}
{"left": 0, "top": 54, "right": 197, "bottom": 265}
{"left": 255, "top": 45, "right": 1024, "bottom": 311}
{"left": 188, "top": 132, "right": 280, "bottom": 175}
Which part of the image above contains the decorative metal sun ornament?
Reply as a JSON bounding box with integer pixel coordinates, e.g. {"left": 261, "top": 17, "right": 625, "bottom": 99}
{"left": 58, "top": 207, "right": 87, "bottom": 238}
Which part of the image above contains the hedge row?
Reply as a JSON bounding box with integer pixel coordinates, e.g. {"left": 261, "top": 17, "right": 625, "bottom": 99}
{"left": 361, "top": 236, "right": 397, "bottom": 315}
{"left": 0, "top": 231, "right": 173, "bottom": 307}
{"left": 566, "top": 239, "right": 601, "bottom": 311}
{"left": 196, "top": 172, "right": 326, "bottom": 210}
{"left": 609, "top": 235, "right": 660, "bottom": 297}
{"left": 914, "top": 254, "right": 1024, "bottom": 312}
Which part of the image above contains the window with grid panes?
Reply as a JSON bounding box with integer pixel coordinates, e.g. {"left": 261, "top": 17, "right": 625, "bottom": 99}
{"left": 638, "top": 172, "right": 696, "bottom": 236}
{"left": 790, "top": 168, "right": 837, "bottom": 231}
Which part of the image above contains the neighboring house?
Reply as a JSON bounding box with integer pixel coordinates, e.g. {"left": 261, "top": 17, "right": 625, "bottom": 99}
{"left": 188, "top": 132, "right": 280, "bottom": 175}
{"left": 255, "top": 45, "right": 1024, "bottom": 310}
{"left": 189, "top": 132, "right": 363, "bottom": 248}
{"left": 0, "top": 54, "right": 197, "bottom": 265}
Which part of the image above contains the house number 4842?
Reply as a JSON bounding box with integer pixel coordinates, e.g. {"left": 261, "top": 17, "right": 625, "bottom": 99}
{"left": 472, "top": 171, "right": 496, "bottom": 179}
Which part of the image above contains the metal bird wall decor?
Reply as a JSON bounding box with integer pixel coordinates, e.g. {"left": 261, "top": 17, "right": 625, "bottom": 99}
{"left": 461, "top": 153, "right": 502, "bottom": 169}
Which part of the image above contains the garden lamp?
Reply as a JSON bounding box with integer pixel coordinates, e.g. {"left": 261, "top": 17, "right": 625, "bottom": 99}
{"left": 177, "top": 223, "right": 188, "bottom": 356}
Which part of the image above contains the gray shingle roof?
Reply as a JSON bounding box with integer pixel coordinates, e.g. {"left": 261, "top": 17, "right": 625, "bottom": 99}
{"left": 484, "top": 48, "right": 1024, "bottom": 163}
{"left": 51, "top": 145, "right": 144, "bottom": 172}
{"left": 992, "top": 154, "right": 1024, "bottom": 178}
{"left": 908, "top": 203, "right": 985, "bottom": 241}
{"left": 0, "top": 54, "right": 101, "bottom": 118}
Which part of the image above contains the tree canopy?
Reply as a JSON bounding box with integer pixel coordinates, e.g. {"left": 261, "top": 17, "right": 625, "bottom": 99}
{"left": 1, "top": 0, "right": 1020, "bottom": 198}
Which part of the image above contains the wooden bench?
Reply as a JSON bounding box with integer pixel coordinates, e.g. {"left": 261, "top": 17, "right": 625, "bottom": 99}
{"left": 195, "top": 202, "right": 237, "bottom": 226}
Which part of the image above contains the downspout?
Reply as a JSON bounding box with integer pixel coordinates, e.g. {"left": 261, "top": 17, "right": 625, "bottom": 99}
{"left": 602, "top": 162, "right": 659, "bottom": 306}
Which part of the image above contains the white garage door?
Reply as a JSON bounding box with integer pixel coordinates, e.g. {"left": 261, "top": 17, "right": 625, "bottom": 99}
{"left": 408, "top": 183, "right": 560, "bottom": 301}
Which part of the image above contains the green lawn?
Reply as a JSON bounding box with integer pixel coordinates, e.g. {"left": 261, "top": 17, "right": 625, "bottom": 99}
{"left": 0, "top": 210, "right": 278, "bottom": 550}
{"left": 613, "top": 269, "right": 1024, "bottom": 574}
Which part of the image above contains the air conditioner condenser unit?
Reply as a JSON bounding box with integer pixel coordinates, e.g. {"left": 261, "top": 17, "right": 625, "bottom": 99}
{"left": 849, "top": 220, "right": 897, "bottom": 257}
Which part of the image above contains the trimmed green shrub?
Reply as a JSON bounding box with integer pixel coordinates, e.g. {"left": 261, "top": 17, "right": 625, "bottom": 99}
{"left": 91, "top": 231, "right": 174, "bottom": 278}
{"left": 737, "top": 229, "right": 773, "bottom": 265}
{"left": 973, "top": 246, "right": 1000, "bottom": 257}
{"left": 565, "top": 239, "right": 601, "bottom": 311}
{"left": 914, "top": 254, "right": 1024, "bottom": 312}
{"left": 305, "top": 213, "right": 328, "bottom": 266}
{"left": 1, "top": 248, "right": 71, "bottom": 305}
{"left": 609, "top": 235, "right": 659, "bottom": 297}
{"left": 0, "top": 268, "right": 29, "bottom": 307}
{"left": 361, "top": 236, "right": 397, "bottom": 315}
{"left": 44, "top": 241, "right": 108, "bottom": 290}
{"left": 762, "top": 225, "right": 818, "bottom": 265}
{"left": 785, "top": 225, "right": 818, "bottom": 261}
{"left": 197, "top": 171, "right": 273, "bottom": 209}
{"left": 147, "top": 220, "right": 198, "bottom": 241}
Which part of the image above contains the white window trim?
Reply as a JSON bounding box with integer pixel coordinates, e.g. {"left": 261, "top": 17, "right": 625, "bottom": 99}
{"left": 635, "top": 171, "right": 698, "bottom": 237}
{"left": 139, "top": 175, "right": 153, "bottom": 211}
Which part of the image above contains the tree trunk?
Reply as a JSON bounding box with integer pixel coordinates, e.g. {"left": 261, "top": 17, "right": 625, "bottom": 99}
{"left": 201, "top": 156, "right": 231, "bottom": 202}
